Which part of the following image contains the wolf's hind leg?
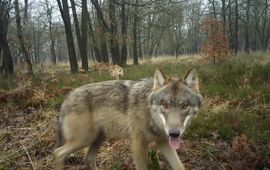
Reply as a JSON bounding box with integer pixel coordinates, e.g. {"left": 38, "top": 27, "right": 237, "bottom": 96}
{"left": 54, "top": 111, "right": 95, "bottom": 170}
{"left": 53, "top": 141, "right": 88, "bottom": 170}
{"left": 85, "top": 130, "right": 106, "bottom": 170}
{"left": 131, "top": 133, "right": 149, "bottom": 170}
{"left": 157, "top": 141, "right": 185, "bottom": 170}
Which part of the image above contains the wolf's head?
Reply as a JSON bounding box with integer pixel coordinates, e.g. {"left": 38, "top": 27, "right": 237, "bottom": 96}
{"left": 148, "top": 69, "right": 203, "bottom": 149}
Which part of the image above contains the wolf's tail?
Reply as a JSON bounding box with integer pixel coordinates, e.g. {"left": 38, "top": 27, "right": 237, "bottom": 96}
{"left": 54, "top": 116, "right": 64, "bottom": 149}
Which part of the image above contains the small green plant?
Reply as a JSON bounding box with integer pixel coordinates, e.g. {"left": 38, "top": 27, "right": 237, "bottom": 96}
{"left": 0, "top": 164, "right": 5, "bottom": 170}
{"left": 149, "top": 149, "right": 161, "bottom": 170}
{"left": 219, "top": 124, "right": 235, "bottom": 140}
{"left": 203, "top": 145, "right": 217, "bottom": 158}
{"left": 109, "top": 161, "right": 125, "bottom": 170}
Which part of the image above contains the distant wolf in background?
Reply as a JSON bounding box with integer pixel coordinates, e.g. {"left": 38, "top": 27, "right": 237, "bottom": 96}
{"left": 91, "top": 63, "right": 111, "bottom": 74}
{"left": 92, "top": 63, "right": 124, "bottom": 80}
{"left": 109, "top": 65, "right": 124, "bottom": 80}
{"left": 53, "top": 68, "right": 203, "bottom": 170}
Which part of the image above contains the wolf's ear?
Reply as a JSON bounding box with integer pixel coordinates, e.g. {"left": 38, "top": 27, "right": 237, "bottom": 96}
{"left": 153, "top": 69, "right": 166, "bottom": 90}
{"left": 185, "top": 69, "right": 199, "bottom": 93}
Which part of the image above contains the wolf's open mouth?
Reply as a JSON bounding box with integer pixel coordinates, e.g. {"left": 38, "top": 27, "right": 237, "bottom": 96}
{"left": 169, "top": 137, "right": 183, "bottom": 150}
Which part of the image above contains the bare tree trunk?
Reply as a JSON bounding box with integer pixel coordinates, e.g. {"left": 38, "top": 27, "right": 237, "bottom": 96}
{"left": 0, "top": 0, "right": 13, "bottom": 75}
{"left": 244, "top": 0, "right": 250, "bottom": 54}
{"left": 132, "top": 0, "right": 139, "bottom": 65}
{"left": 108, "top": 0, "right": 120, "bottom": 65}
{"left": 221, "top": 0, "right": 226, "bottom": 33}
{"left": 0, "top": 47, "right": 2, "bottom": 72}
{"left": 138, "top": 17, "right": 143, "bottom": 59}
{"left": 96, "top": 16, "right": 109, "bottom": 63}
{"left": 146, "top": 12, "right": 152, "bottom": 58}
{"left": 256, "top": 0, "right": 270, "bottom": 51}
{"left": 70, "top": 0, "right": 81, "bottom": 45}
{"left": 57, "top": 0, "right": 78, "bottom": 73}
{"left": 81, "top": 0, "right": 88, "bottom": 70}
{"left": 209, "top": 0, "right": 217, "bottom": 19}
{"left": 228, "top": 0, "right": 233, "bottom": 49}
{"left": 23, "top": 0, "right": 32, "bottom": 61}
{"left": 14, "top": 0, "right": 33, "bottom": 75}
{"left": 120, "top": 0, "right": 128, "bottom": 65}
{"left": 23, "top": 0, "right": 28, "bottom": 25}
{"left": 91, "top": 0, "right": 109, "bottom": 63}
{"left": 50, "top": 34, "right": 57, "bottom": 64}
{"left": 87, "top": 10, "right": 101, "bottom": 62}
{"left": 91, "top": 0, "right": 121, "bottom": 64}
{"left": 0, "top": 38, "right": 13, "bottom": 75}
{"left": 99, "top": 32, "right": 109, "bottom": 63}
{"left": 70, "top": 0, "right": 88, "bottom": 71}
{"left": 234, "top": 0, "right": 239, "bottom": 55}
{"left": 45, "top": 0, "right": 57, "bottom": 64}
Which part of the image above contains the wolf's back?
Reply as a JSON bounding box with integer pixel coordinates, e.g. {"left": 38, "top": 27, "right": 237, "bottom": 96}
{"left": 54, "top": 80, "right": 137, "bottom": 148}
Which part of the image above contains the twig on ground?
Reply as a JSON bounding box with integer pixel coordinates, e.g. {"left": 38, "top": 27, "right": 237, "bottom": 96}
{"left": 20, "top": 141, "right": 36, "bottom": 170}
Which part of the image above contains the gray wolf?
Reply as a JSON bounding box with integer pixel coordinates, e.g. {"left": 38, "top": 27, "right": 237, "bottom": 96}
{"left": 109, "top": 64, "right": 124, "bottom": 80}
{"left": 92, "top": 63, "right": 112, "bottom": 74}
{"left": 53, "top": 69, "right": 203, "bottom": 170}
{"left": 92, "top": 63, "right": 124, "bottom": 80}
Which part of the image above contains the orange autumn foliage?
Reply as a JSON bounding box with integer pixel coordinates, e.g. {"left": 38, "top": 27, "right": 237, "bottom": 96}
{"left": 201, "top": 18, "right": 230, "bottom": 64}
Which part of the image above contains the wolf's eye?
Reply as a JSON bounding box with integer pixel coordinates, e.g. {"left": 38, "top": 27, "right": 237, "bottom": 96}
{"left": 163, "top": 103, "right": 169, "bottom": 109}
{"left": 160, "top": 100, "right": 169, "bottom": 109}
{"left": 181, "top": 103, "right": 189, "bottom": 110}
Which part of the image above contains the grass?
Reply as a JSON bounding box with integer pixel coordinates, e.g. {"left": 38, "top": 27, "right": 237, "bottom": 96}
{"left": 0, "top": 53, "right": 270, "bottom": 169}
{"left": 188, "top": 54, "right": 270, "bottom": 144}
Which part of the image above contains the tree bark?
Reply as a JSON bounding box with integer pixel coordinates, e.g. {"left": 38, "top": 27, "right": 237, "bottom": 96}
{"left": 256, "top": 0, "right": 270, "bottom": 51}
{"left": 14, "top": 0, "right": 33, "bottom": 75}
{"left": 209, "top": 0, "right": 217, "bottom": 19}
{"left": 146, "top": 12, "right": 152, "bottom": 58}
{"left": 97, "top": 15, "right": 109, "bottom": 63}
{"left": 91, "top": 0, "right": 120, "bottom": 64}
{"left": 221, "top": 0, "right": 226, "bottom": 33}
{"left": 91, "top": 0, "right": 109, "bottom": 63}
{"left": 70, "top": 0, "right": 88, "bottom": 71}
{"left": 0, "top": 0, "right": 13, "bottom": 75}
{"left": 244, "top": 0, "right": 250, "bottom": 54}
{"left": 133, "top": 0, "right": 139, "bottom": 65}
{"left": 234, "top": 0, "right": 239, "bottom": 55}
{"left": 228, "top": 0, "right": 233, "bottom": 49}
{"left": 81, "top": 0, "right": 88, "bottom": 70}
{"left": 87, "top": 10, "right": 101, "bottom": 62}
{"left": 0, "top": 37, "right": 13, "bottom": 75}
{"left": 108, "top": 0, "right": 120, "bottom": 65}
{"left": 23, "top": 0, "right": 28, "bottom": 25}
{"left": 45, "top": 0, "right": 57, "bottom": 64}
{"left": 120, "top": 0, "right": 128, "bottom": 65}
{"left": 138, "top": 17, "right": 143, "bottom": 59}
{"left": 50, "top": 34, "right": 57, "bottom": 64}
{"left": 57, "top": 0, "right": 78, "bottom": 73}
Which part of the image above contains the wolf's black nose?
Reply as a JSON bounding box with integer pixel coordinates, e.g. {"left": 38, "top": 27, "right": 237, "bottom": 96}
{"left": 169, "top": 129, "right": 180, "bottom": 138}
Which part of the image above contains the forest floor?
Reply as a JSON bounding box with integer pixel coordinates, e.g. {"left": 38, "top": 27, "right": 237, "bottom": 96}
{"left": 0, "top": 53, "right": 270, "bottom": 170}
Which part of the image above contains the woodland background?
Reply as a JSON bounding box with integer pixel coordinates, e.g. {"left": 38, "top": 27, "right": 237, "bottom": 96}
{"left": 1, "top": 0, "right": 270, "bottom": 75}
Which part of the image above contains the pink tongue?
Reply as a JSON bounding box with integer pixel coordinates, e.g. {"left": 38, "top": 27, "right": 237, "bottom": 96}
{"left": 169, "top": 137, "right": 181, "bottom": 150}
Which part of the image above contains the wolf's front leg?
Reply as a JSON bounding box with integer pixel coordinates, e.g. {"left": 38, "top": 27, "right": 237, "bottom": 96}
{"left": 157, "top": 141, "right": 185, "bottom": 170}
{"left": 131, "top": 133, "right": 149, "bottom": 170}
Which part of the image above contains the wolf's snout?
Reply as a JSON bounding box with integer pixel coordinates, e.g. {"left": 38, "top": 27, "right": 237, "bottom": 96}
{"left": 169, "top": 129, "right": 180, "bottom": 138}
